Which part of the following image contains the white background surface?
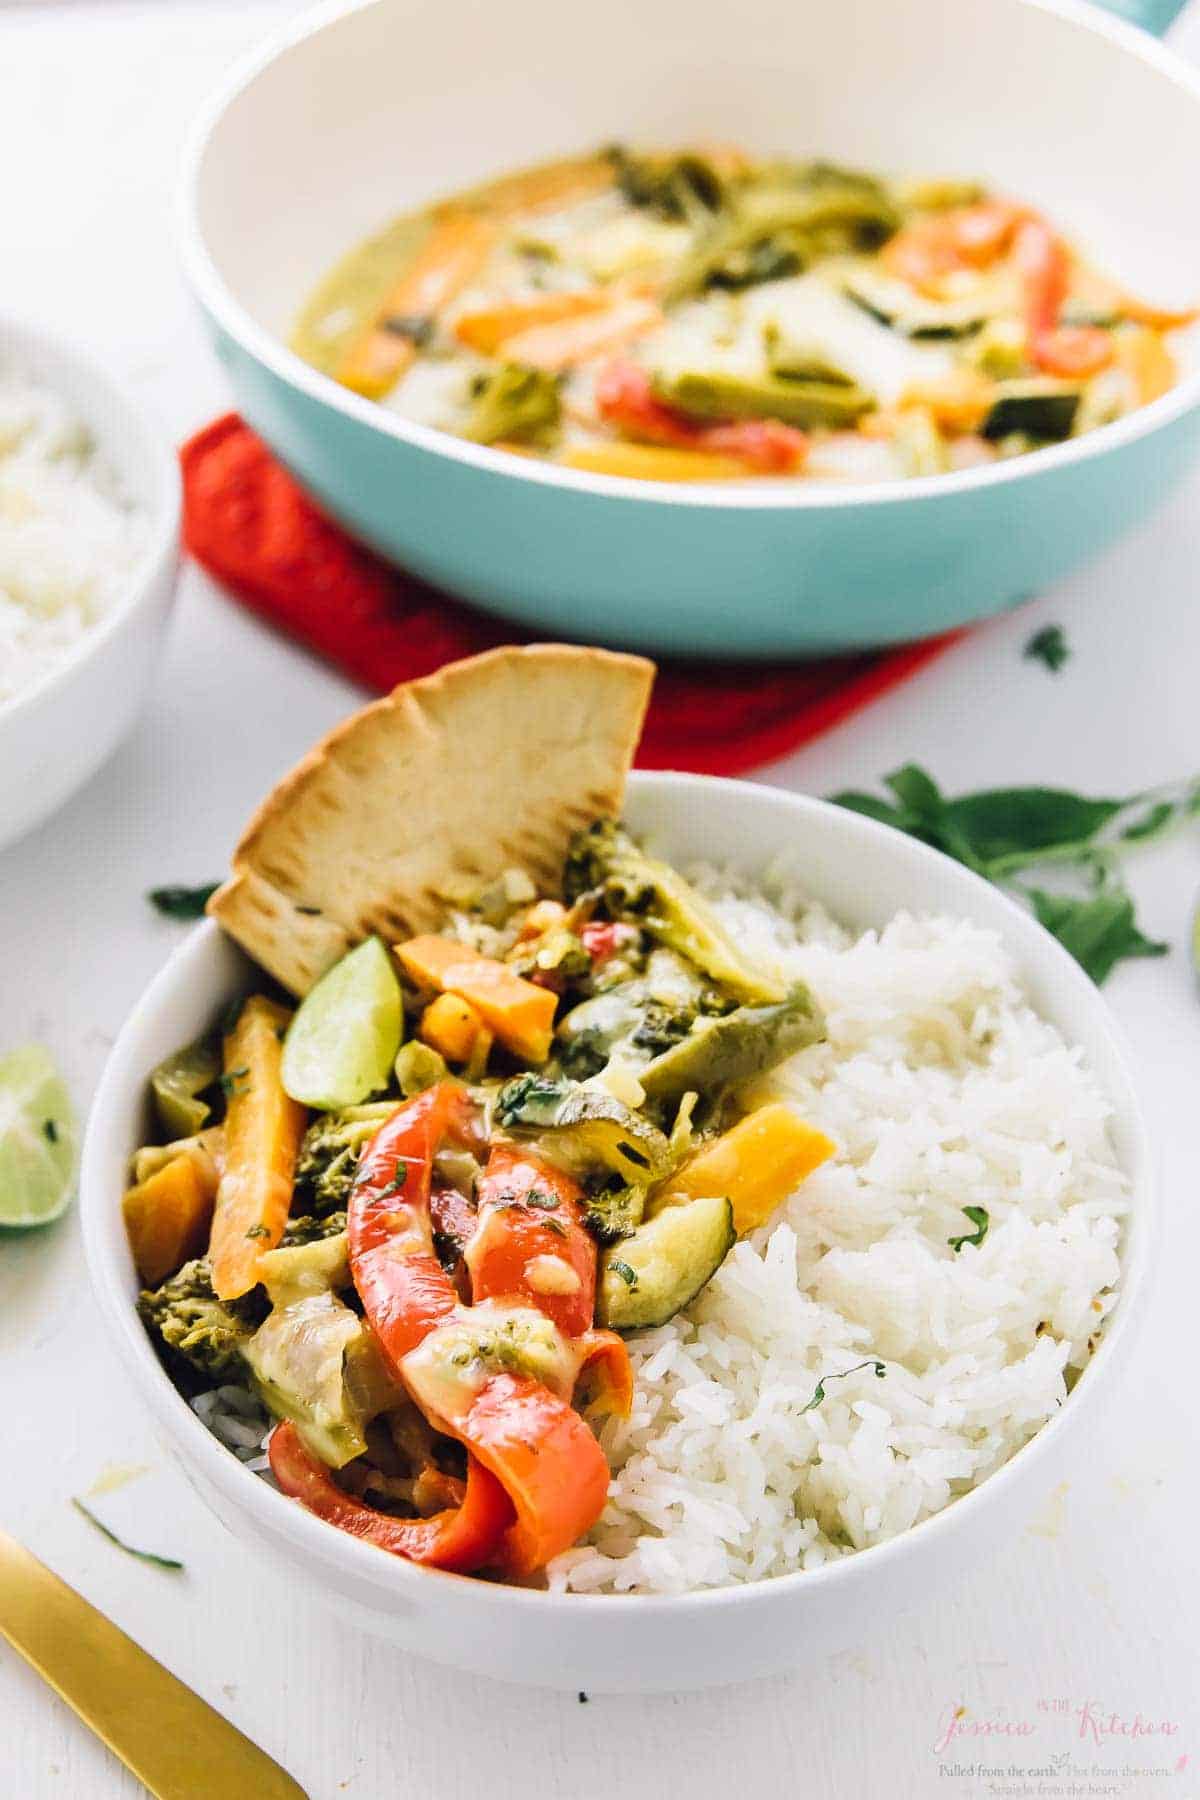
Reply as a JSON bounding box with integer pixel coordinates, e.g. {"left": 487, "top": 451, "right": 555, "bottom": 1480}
{"left": 2, "top": 4, "right": 1199, "bottom": 1795}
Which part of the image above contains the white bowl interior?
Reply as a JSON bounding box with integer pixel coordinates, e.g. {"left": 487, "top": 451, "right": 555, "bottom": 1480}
{"left": 81, "top": 773, "right": 1152, "bottom": 1682}
{"left": 195, "top": 0, "right": 1200, "bottom": 363}
{"left": 0, "top": 315, "right": 177, "bottom": 537}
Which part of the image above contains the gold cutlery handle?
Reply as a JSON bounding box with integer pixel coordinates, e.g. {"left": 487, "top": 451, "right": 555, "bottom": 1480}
{"left": 0, "top": 1528, "right": 308, "bottom": 1799}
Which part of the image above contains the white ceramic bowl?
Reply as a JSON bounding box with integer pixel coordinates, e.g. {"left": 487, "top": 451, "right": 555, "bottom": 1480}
{"left": 0, "top": 316, "right": 181, "bottom": 851}
{"left": 81, "top": 774, "right": 1152, "bottom": 1691}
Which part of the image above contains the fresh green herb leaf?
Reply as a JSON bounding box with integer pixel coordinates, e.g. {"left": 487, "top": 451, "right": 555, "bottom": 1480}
{"left": 525, "top": 1191, "right": 560, "bottom": 1211}
{"left": 948, "top": 1205, "right": 990, "bottom": 1253}
{"left": 43, "top": 1119, "right": 58, "bottom": 1144}
{"left": 380, "top": 1164, "right": 409, "bottom": 1198}
{"left": 830, "top": 764, "right": 1193, "bottom": 983}
{"left": 1120, "top": 800, "right": 1175, "bottom": 842}
{"left": 542, "top": 1216, "right": 568, "bottom": 1238}
{"left": 1024, "top": 625, "right": 1070, "bottom": 673}
{"left": 800, "top": 1359, "right": 887, "bottom": 1414}
{"left": 71, "top": 1498, "right": 184, "bottom": 1571}
{"left": 1025, "top": 888, "right": 1168, "bottom": 986}
{"left": 148, "top": 884, "right": 219, "bottom": 921}
{"left": 610, "top": 1260, "right": 639, "bottom": 1289}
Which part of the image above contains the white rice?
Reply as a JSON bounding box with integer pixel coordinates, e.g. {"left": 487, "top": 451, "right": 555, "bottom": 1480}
{"left": 546, "top": 877, "right": 1124, "bottom": 1594}
{"left": 0, "top": 371, "right": 146, "bottom": 705}
{"left": 192, "top": 877, "right": 1125, "bottom": 1596}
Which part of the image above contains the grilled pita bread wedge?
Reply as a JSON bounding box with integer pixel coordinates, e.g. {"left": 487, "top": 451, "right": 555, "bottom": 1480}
{"left": 207, "top": 644, "right": 655, "bottom": 996}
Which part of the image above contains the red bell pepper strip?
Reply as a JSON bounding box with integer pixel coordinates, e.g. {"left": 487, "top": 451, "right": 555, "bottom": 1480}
{"left": 1013, "top": 218, "right": 1115, "bottom": 380}
{"left": 595, "top": 361, "right": 808, "bottom": 473}
{"left": 268, "top": 1421, "right": 513, "bottom": 1571}
{"left": 883, "top": 200, "right": 1025, "bottom": 293}
{"left": 459, "top": 1372, "right": 612, "bottom": 1575}
{"left": 465, "top": 1142, "right": 597, "bottom": 1338}
{"left": 575, "top": 1328, "right": 635, "bottom": 1418}
{"left": 342, "top": 1087, "right": 613, "bottom": 1574}
{"left": 346, "top": 1083, "right": 472, "bottom": 1361}
{"left": 580, "top": 920, "right": 628, "bottom": 966}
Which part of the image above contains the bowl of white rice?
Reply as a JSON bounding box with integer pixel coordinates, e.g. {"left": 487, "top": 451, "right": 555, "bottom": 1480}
{"left": 80, "top": 773, "right": 1152, "bottom": 1692}
{"left": 0, "top": 315, "right": 180, "bottom": 850}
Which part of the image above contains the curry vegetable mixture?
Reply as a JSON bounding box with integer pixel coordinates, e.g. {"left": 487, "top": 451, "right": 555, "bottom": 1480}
{"left": 293, "top": 144, "right": 1196, "bottom": 483}
{"left": 126, "top": 818, "right": 835, "bottom": 1578}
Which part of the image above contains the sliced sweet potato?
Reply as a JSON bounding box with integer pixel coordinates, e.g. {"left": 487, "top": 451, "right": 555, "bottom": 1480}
{"left": 454, "top": 291, "right": 611, "bottom": 355}
{"left": 123, "top": 1155, "right": 215, "bottom": 1288}
{"left": 658, "top": 1102, "right": 835, "bottom": 1235}
{"left": 397, "top": 936, "right": 557, "bottom": 1063}
{"left": 209, "top": 996, "right": 307, "bottom": 1299}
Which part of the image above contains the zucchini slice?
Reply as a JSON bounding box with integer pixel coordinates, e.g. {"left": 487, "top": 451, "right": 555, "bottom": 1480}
{"left": 597, "top": 1194, "right": 736, "bottom": 1330}
{"left": 843, "top": 272, "right": 987, "bottom": 340}
{"left": 982, "top": 381, "right": 1081, "bottom": 442}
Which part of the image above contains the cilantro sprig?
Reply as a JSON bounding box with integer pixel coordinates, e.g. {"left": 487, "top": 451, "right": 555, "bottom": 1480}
{"left": 831, "top": 764, "right": 1199, "bottom": 984}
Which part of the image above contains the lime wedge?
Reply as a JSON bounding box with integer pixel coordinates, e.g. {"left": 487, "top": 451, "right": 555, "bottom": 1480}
{"left": 0, "top": 1044, "right": 78, "bottom": 1228}
{"left": 282, "top": 937, "right": 403, "bottom": 1110}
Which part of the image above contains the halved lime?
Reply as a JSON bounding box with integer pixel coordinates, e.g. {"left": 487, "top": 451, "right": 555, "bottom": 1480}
{"left": 282, "top": 937, "right": 404, "bottom": 1110}
{"left": 0, "top": 1044, "right": 78, "bottom": 1228}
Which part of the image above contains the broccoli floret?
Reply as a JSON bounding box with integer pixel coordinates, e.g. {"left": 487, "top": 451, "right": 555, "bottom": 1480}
{"left": 581, "top": 1173, "right": 646, "bottom": 1245}
{"left": 283, "top": 1210, "right": 347, "bottom": 1246}
{"left": 293, "top": 1103, "right": 398, "bottom": 1214}
{"left": 138, "top": 1258, "right": 265, "bottom": 1382}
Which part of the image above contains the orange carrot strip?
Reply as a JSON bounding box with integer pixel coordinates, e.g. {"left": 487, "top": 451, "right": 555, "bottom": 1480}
{"left": 209, "top": 996, "right": 307, "bottom": 1300}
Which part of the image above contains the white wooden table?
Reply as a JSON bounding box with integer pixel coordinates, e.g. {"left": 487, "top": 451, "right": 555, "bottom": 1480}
{"left": 2, "top": 5, "right": 1198, "bottom": 1795}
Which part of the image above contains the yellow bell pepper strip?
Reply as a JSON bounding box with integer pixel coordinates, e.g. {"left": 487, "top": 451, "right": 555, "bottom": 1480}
{"left": 560, "top": 442, "right": 755, "bottom": 482}
{"left": 344, "top": 1088, "right": 616, "bottom": 1574}
{"left": 1116, "top": 325, "right": 1177, "bottom": 406}
{"left": 466, "top": 1142, "right": 597, "bottom": 1339}
{"left": 268, "top": 1421, "right": 513, "bottom": 1572}
{"left": 122, "top": 1155, "right": 215, "bottom": 1287}
{"left": 396, "top": 936, "right": 558, "bottom": 1063}
{"left": 658, "top": 1102, "right": 836, "bottom": 1235}
{"left": 209, "top": 997, "right": 307, "bottom": 1300}
{"left": 1013, "top": 217, "right": 1115, "bottom": 380}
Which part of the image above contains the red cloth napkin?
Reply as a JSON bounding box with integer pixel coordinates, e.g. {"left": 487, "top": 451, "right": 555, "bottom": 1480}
{"left": 181, "top": 414, "right": 957, "bottom": 775}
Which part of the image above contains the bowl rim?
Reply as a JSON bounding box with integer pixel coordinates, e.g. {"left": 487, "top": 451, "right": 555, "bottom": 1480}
{"left": 0, "top": 310, "right": 182, "bottom": 725}
{"left": 81, "top": 771, "right": 1155, "bottom": 1617}
{"left": 178, "top": 0, "right": 1200, "bottom": 514}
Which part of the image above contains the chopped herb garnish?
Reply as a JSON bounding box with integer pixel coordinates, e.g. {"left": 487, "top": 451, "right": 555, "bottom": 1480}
{"left": 380, "top": 1165, "right": 409, "bottom": 1198}
{"left": 218, "top": 1067, "right": 249, "bottom": 1097}
{"left": 948, "top": 1205, "right": 990, "bottom": 1253}
{"left": 800, "top": 1359, "right": 887, "bottom": 1414}
{"left": 43, "top": 1119, "right": 58, "bottom": 1143}
{"left": 578, "top": 1691, "right": 590, "bottom": 1704}
{"left": 71, "top": 1498, "right": 184, "bottom": 1571}
{"left": 542, "top": 1217, "right": 568, "bottom": 1238}
{"left": 1024, "top": 625, "right": 1069, "bottom": 673}
{"left": 831, "top": 763, "right": 1196, "bottom": 983}
{"left": 220, "top": 997, "right": 245, "bottom": 1037}
{"left": 609, "top": 1260, "right": 639, "bottom": 1289}
{"left": 244, "top": 1223, "right": 271, "bottom": 1241}
{"left": 383, "top": 312, "right": 434, "bottom": 346}
{"left": 295, "top": 905, "right": 323, "bottom": 916}
{"left": 615, "top": 1140, "right": 651, "bottom": 1170}
{"left": 148, "top": 883, "right": 219, "bottom": 920}
{"left": 525, "top": 1191, "right": 560, "bottom": 1211}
